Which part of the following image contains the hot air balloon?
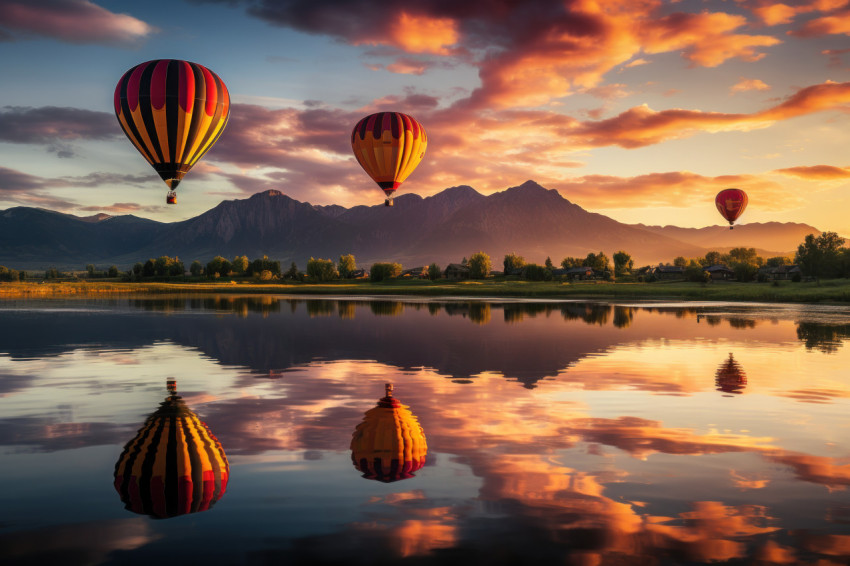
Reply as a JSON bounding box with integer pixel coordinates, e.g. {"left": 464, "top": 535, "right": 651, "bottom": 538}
{"left": 715, "top": 188, "right": 748, "bottom": 230}
{"left": 351, "top": 112, "right": 427, "bottom": 207}
{"left": 715, "top": 353, "right": 747, "bottom": 395}
{"left": 114, "top": 59, "right": 231, "bottom": 205}
{"left": 350, "top": 384, "right": 427, "bottom": 482}
{"left": 114, "top": 379, "right": 229, "bottom": 518}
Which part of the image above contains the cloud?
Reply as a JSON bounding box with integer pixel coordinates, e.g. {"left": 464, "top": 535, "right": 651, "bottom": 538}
{"left": 201, "top": 1, "right": 785, "bottom": 110}
{"left": 0, "top": 0, "right": 156, "bottom": 46}
{"left": 0, "top": 106, "right": 118, "bottom": 154}
{"left": 731, "top": 78, "right": 771, "bottom": 93}
{"left": 791, "top": 9, "right": 850, "bottom": 37}
{"left": 773, "top": 164, "right": 850, "bottom": 179}
{"left": 823, "top": 47, "right": 850, "bottom": 67}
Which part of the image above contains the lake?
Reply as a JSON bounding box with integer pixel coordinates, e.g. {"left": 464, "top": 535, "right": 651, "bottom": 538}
{"left": 1, "top": 295, "right": 850, "bottom": 565}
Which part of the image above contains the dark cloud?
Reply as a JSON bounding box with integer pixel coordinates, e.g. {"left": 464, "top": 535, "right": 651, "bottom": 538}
{"left": 0, "top": 166, "right": 48, "bottom": 192}
{"left": 0, "top": 106, "right": 118, "bottom": 145}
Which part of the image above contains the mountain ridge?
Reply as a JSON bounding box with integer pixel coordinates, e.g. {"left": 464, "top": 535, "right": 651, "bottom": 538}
{"left": 0, "top": 181, "right": 819, "bottom": 270}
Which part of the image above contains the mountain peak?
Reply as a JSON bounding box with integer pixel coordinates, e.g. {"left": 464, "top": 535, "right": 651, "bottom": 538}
{"left": 252, "top": 189, "right": 284, "bottom": 198}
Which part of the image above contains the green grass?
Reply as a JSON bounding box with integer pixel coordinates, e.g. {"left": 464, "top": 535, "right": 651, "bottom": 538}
{"left": 3, "top": 278, "right": 850, "bottom": 303}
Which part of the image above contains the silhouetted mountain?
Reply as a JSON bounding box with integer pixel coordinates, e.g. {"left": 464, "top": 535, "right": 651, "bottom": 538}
{"left": 632, "top": 221, "right": 819, "bottom": 257}
{"left": 0, "top": 182, "right": 816, "bottom": 270}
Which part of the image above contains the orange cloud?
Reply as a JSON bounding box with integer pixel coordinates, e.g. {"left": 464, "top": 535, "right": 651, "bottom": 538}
{"left": 773, "top": 165, "right": 850, "bottom": 179}
{"left": 356, "top": 11, "right": 459, "bottom": 55}
{"left": 731, "top": 78, "right": 771, "bottom": 93}
{"left": 641, "top": 11, "right": 780, "bottom": 67}
{"left": 752, "top": 3, "right": 801, "bottom": 26}
{"left": 791, "top": 9, "right": 850, "bottom": 37}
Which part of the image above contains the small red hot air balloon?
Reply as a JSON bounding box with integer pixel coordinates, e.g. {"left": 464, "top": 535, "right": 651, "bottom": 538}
{"left": 114, "top": 59, "right": 231, "bottom": 205}
{"left": 350, "top": 384, "right": 427, "bottom": 482}
{"left": 715, "top": 188, "right": 748, "bottom": 230}
{"left": 114, "top": 379, "right": 229, "bottom": 518}
{"left": 351, "top": 112, "right": 427, "bottom": 207}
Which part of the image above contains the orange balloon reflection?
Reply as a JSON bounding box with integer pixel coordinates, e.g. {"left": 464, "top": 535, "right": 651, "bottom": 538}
{"left": 715, "top": 353, "right": 747, "bottom": 395}
{"left": 114, "top": 379, "right": 229, "bottom": 518}
{"left": 351, "top": 383, "right": 428, "bottom": 482}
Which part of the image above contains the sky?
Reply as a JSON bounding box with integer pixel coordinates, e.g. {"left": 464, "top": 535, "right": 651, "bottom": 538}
{"left": 1, "top": 0, "right": 850, "bottom": 235}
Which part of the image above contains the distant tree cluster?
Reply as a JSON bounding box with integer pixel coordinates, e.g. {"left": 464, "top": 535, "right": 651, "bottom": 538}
{"left": 0, "top": 265, "right": 24, "bottom": 282}
{"left": 795, "top": 232, "right": 850, "bottom": 281}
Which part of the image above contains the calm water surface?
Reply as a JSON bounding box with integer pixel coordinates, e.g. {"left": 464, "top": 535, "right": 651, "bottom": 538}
{"left": 1, "top": 296, "right": 850, "bottom": 565}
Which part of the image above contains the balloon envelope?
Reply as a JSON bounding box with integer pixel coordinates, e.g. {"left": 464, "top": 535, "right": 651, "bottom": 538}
{"left": 114, "top": 59, "right": 230, "bottom": 202}
{"left": 715, "top": 188, "right": 748, "bottom": 226}
{"left": 114, "top": 379, "right": 229, "bottom": 518}
{"left": 350, "top": 384, "right": 427, "bottom": 482}
{"left": 351, "top": 112, "right": 427, "bottom": 203}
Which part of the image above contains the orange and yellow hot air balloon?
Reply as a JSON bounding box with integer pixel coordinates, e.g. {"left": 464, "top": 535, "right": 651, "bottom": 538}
{"left": 114, "top": 59, "right": 230, "bottom": 205}
{"left": 715, "top": 188, "right": 748, "bottom": 230}
{"left": 351, "top": 384, "right": 427, "bottom": 482}
{"left": 114, "top": 379, "right": 229, "bottom": 518}
{"left": 351, "top": 112, "right": 427, "bottom": 207}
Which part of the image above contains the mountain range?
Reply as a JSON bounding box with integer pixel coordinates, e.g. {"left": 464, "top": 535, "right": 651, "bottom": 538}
{"left": 0, "top": 180, "right": 818, "bottom": 270}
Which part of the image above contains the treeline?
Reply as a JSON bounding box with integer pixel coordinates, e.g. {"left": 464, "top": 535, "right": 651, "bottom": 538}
{"left": 2, "top": 231, "right": 848, "bottom": 285}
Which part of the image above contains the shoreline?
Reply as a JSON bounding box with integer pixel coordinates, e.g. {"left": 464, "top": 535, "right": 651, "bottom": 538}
{"left": 2, "top": 279, "right": 850, "bottom": 304}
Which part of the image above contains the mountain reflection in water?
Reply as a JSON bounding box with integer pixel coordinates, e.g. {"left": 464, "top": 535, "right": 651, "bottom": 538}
{"left": 1, "top": 297, "right": 850, "bottom": 565}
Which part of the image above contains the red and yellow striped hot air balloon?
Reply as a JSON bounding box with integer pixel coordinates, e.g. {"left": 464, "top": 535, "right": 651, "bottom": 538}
{"left": 351, "top": 384, "right": 427, "bottom": 482}
{"left": 114, "top": 59, "right": 230, "bottom": 205}
{"left": 351, "top": 112, "right": 427, "bottom": 207}
{"left": 114, "top": 379, "right": 229, "bottom": 518}
{"left": 715, "top": 188, "right": 748, "bottom": 230}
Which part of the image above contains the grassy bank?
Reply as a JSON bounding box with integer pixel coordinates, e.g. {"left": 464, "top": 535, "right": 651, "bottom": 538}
{"left": 3, "top": 278, "right": 850, "bottom": 303}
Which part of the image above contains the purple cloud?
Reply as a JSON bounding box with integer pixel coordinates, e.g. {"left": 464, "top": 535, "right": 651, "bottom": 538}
{"left": 0, "top": 0, "right": 155, "bottom": 46}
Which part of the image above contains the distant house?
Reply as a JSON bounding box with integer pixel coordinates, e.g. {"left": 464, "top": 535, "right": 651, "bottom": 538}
{"left": 653, "top": 265, "right": 685, "bottom": 279}
{"left": 704, "top": 264, "right": 734, "bottom": 280}
{"left": 444, "top": 263, "right": 470, "bottom": 280}
{"left": 565, "top": 266, "right": 594, "bottom": 280}
{"left": 349, "top": 269, "right": 367, "bottom": 279}
{"left": 550, "top": 268, "right": 569, "bottom": 279}
{"left": 400, "top": 266, "right": 427, "bottom": 279}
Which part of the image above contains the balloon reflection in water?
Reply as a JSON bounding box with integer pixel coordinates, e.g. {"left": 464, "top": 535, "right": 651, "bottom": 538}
{"left": 351, "top": 384, "right": 427, "bottom": 482}
{"left": 114, "top": 379, "right": 229, "bottom": 518}
{"left": 715, "top": 353, "right": 747, "bottom": 395}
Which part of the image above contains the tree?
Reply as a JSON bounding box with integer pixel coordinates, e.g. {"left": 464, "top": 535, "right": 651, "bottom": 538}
{"left": 544, "top": 256, "right": 553, "bottom": 269}
{"left": 370, "top": 262, "right": 402, "bottom": 282}
{"left": 86, "top": 264, "right": 96, "bottom": 278}
{"left": 523, "top": 264, "right": 552, "bottom": 281}
{"left": 143, "top": 259, "right": 155, "bottom": 277}
{"left": 284, "top": 262, "right": 300, "bottom": 280}
{"left": 726, "top": 247, "right": 761, "bottom": 266}
{"left": 190, "top": 260, "right": 203, "bottom": 276}
{"left": 249, "top": 255, "right": 281, "bottom": 277}
{"left": 613, "top": 251, "right": 634, "bottom": 277}
{"left": 503, "top": 252, "right": 525, "bottom": 275}
{"left": 796, "top": 232, "right": 846, "bottom": 281}
{"left": 206, "top": 256, "right": 231, "bottom": 278}
{"left": 232, "top": 255, "right": 250, "bottom": 275}
{"left": 765, "top": 256, "right": 791, "bottom": 268}
{"left": 338, "top": 254, "right": 357, "bottom": 278}
{"left": 673, "top": 256, "right": 687, "bottom": 268}
{"left": 701, "top": 251, "right": 722, "bottom": 267}
{"left": 427, "top": 263, "right": 441, "bottom": 280}
{"left": 468, "top": 251, "right": 491, "bottom": 279}
{"left": 307, "top": 257, "right": 338, "bottom": 281}
{"left": 560, "top": 257, "right": 583, "bottom": 269}
{"left": 584, "top": 252, "right": 610, "bottom": 273}
{"left": 108, "top": 265, "right": 119, "bottom": 278}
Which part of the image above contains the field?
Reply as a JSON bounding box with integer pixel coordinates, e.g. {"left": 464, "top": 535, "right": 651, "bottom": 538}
{"left": 3, "top": 278, "right": 850, "bottom": 303}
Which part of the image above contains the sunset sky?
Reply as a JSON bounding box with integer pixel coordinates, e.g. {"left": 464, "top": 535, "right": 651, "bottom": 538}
{"left": 1, "top": 0, "right": 850, "bottom": 234}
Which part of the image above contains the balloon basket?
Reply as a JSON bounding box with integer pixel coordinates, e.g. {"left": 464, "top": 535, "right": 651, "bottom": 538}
{"left": 384, "top": 198, "right": 394, "bottom": 207}
{"left": 166, "top": 191, "right": 177, "bottom": 205}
